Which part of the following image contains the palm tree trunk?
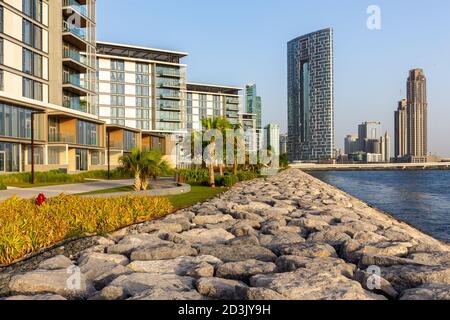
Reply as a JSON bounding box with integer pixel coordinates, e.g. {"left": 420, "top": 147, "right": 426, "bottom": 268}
{"left": 134, "top": 173, "right": 142, "bottom": 191}
{"left": 219, "top": 163, "right": 223, "bottom": 176}
{"left": 209, "top": 163, "right": 215, "bottom": 188}
{"left": 141, "top": 176, "right": 149, "bottom": 191}
{"left": 233, "top": 158, "right": 238, "bottom": 175}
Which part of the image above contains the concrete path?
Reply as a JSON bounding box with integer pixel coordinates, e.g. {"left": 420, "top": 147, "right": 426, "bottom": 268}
{"left": 0, "top": 179, "right": 134, "bottom": 201}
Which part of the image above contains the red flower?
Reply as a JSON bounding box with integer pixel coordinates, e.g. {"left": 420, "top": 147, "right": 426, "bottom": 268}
{"left": 35, "top": 193, "right": 47, "bottom": 206}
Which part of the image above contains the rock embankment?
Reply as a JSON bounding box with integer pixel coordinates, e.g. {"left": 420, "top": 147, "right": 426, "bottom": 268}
{"left": 2, "top": 169, "right": 450, "bottom": 300}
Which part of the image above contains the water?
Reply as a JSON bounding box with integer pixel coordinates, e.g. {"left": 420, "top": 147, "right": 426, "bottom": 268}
{"left": 309, "top": 170, "right": 450, "bottom": 243}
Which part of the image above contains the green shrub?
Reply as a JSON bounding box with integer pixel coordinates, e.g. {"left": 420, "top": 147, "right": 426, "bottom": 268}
{"left": 0, "top": 195, "right": 173, "bottom": 265}
{"left": 0, "top": 182, "right": 7, "bottom": 191}
{"left": 178, "top": 169, "right": 210, "bottom": 184}
{"left": 215, "top": 175, "right": 239, "bottom": 187}
{"left": 0, "top": 169, "right": 132, "bottom": 187}
{"left": 237, "top": 171, "right": 259, "bottom": 182}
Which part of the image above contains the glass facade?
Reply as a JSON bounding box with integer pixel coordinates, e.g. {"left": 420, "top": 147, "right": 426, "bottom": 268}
{"left": 287, "top": 28, "right": 334, "bottom": 161}
{"left": 77, "top": 120, "right": 98, "bottom": 146}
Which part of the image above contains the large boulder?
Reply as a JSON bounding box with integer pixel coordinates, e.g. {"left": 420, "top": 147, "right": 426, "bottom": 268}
{"left": 198, "top": 245, "right": 277, "bottom": 263}
{"left": 128, "top": 288, "right": 206, "bottom": 300}
{"left": 277, "top": 242, "right": 338, "bottom": 258}
{"left": 178, "top": 228, "right": 235, "bottom": 245}
{"left": 400, "top": 284, "right": 450, "bottom": 300}
{"left": 192, "top": 214, "right": 234, "bottom": 225}
{"left": 130, "top": 243, "right": 197, "bottom": 261}
{"left": 275, "top": 256, "right": 355, "bottom": 278}
{"left": 39, "top": 255, "right": 74, "bottom": 271}
{"left": 9, "top": 269, "right": 94, "bottom": 299}
{"left": 216, "top": 260, "right": 277, "bottom": 282}
{"left": 196, "top": 277, "right": 247, "bottom": 300}
{"left": 250, "top": 269, "right": 386, "bottom": 300}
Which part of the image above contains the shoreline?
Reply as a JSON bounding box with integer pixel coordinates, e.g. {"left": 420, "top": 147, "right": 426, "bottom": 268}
{"left": 1, "top": 169, "right": 449, "bottom": 300}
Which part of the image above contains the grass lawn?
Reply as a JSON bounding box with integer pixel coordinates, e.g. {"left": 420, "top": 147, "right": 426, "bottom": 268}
{"left": 78, "top": 186, "right": 135, "bottom": 195}
{"left": 167, "top": 185, "right": 227, "bottom": 210}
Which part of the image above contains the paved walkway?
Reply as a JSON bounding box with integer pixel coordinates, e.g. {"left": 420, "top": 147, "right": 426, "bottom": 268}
{"left": 0, "top": 179, "right": 135, "bottom": 201}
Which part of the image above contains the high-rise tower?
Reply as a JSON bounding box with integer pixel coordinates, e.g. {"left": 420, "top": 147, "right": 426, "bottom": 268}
{"left": 287, "top": 28, "right": 334, "bottom": 161}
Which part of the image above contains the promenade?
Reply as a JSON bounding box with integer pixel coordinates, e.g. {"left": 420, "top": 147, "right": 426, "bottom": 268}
{"left": 1, "top": 169, "right": 449, "bottom": 300}
{"left": 291, "top": 162, "right": 450, "bottom": 171}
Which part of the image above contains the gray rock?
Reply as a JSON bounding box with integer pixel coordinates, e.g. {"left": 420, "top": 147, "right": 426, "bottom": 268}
{"left": 130, "top": 243, "right": 197, "bottom": 261}
{"left": 354, "top": 270, "right": 399, "bottom": 299}
{"left": 178, "top": 228, "right": 235, "bottom": 245}
{"left": 4, "top": 294, "right": 67, "bottom": 301}
{"left": 216, "top": 260, "right": 277, "bottom": 282}
{"left": 107, "top": 273, "right": 195, "bottom": 296}
{"left": 400, "top": 284, "right": 450, "bottom": 300}
{"left": 196, "top": 277, "right": 248, "bottom": 300}
{"left": 277, "top": 242, "right": 338, "bottom": 258}
{"left": 227, "top": 235, "right": 260, "bottom": 246}
{"left": 359, "top": 254, "right": 432, "bottom": 268}
{"left": 91, "top": 286, "right": 126, "bottom": 300}
{"left": 139, "top": 222, "right": 183, "bottom": 234}
{"left": 250, "top": 269, "right": 386, "bottom": 300}
{"left": 198, "top": 245, "right": 277, "bottom": 263}
{"left": 78, "top": 253, "right": 129, "bottom": 282}
{"left": 9, "top": 269, "right": 94, "bottom": 299}
{"left": 39, "top": 255, "right": 74, "bottom": 271}
{"left": 127, "top": 255, "right": 221, "bottom": 276}
{"left": 92, "top": 265, "right": 133, "bottom": 290}
{"left": 237, "top": 287, "right": 288, "bottom": 300}
{"left": 259, "top": 234, "right": 306, "bottom": 253}
{"left": 192, "top": 214, "right": 234, "bottom": 225}
{"left": 408, "top": 252, "right": 450, "bottom": 266}
{"left": 381, "top": 264, "right": 450, "bottom": 292}
{"left": 129, "top": 288, "right": 206, "bottom": 300}
{"left": 307, "top": 230, "right": 352, "bottom": 250}
{"left": 276, "top": 256, "right": 355, "bottom": 278}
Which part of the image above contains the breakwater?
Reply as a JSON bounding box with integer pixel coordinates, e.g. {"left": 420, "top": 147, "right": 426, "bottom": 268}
{"left": 1, "top": 169, "right": 449, "bottom": 300}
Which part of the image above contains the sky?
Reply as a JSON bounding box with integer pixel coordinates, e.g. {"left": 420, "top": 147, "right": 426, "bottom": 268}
{"left": 96, "top": 0, "right": 450, "bottom": 157}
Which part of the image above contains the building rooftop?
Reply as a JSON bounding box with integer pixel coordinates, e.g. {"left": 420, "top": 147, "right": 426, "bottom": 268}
{"left": 96, "top": 41, "right": 188, "bottom": 63}
{"left": 186, "top": 83, "right": 243, "bottom": 95}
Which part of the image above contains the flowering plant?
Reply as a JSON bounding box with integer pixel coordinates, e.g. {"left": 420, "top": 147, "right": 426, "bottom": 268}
{"left": 35, "top": 193, "right": 47, "bottom": 206}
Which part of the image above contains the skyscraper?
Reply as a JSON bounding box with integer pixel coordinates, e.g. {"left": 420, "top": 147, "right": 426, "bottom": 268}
{"left": 394, "top": 99, "right": 408, "bottom": 159}
{"left": 246, "top": 84, "right": 262, "bottom": 129}
{"left": 287, "top": 28, "right": 334, "bottom": 162}
{"left": 358, "top": 121, "right": 381, "bottom": 152}
{"left": 246, "top": 84, "right": 262, "bottom": 150}
{"left": 264, "top": 124, "right": 280, "bottom": 156}
{"left": 381, "top": 132, "right": 391, "bottom": 163}
{"left": 394, "top": 69, "right": 428, "bottom": 163}
{"left": 407, "top": 69, "right": 428, "bottom": 162}
{"left": 344, "top": 135, "right": 359, "bottom": 155}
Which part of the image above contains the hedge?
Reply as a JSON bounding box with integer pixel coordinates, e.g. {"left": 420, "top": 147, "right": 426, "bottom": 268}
{"left": 0, "top": 195, "right": 173, "bottom": 265}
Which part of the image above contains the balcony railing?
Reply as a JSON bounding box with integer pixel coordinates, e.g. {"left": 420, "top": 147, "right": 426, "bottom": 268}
{"left": 63, "top": 0, "right": 87, "bottom": 18}
{"left": 63, "top": 48, "right": 88, "bottom": 66}
{"left": 157, "top": 80, "right": 181, "bottom": 88}
{"left": 63, "top": 99, "right": 88, "bottom": 113}
{"left": 48, "top": 134, "right": 76, "bottom": 144}
{"left": 156, "top": 67, "right": 181, "bottom": 77}
{"left": 63, "top": 73, "right": 89, "bottom": 90}
{"left": 63, "top": 21, "right": 86, "bottom": 40}
{"left": 226, "top": 97, "right": 240, "bottom": 104}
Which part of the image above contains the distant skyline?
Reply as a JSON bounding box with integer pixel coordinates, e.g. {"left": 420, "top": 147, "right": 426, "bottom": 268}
{"left": 96, "top": 0, "right": 450, "bottom": 156}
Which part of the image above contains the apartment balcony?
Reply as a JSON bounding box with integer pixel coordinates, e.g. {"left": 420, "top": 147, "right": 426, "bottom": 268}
{"left": 63, "top": 98, "right": 88, "bottom": 113}
{"left": 108, "top": 141, "right": 124, "bottom": 150}
{"left": 62, "top": 0, "right": 88, "bottom": 27}
{"left": 48, "top": 133, "right": 76, "bottom": 144}
{"left": 63, "top": 48, "right": 89, "bottom": 73}
{"left": 158, "top": 93, "right": 181, "bottom": 100}
{"left": 159, "top": 117, "right": 181, "bottom": 123}
{"left": 226, "top": 104, "right": 240, "bottom": 112}
{"left": 157, "top": 80, "right": 181, "bottom": 89}
{"left": 63, "top": 73, "right": 92, "bottom": 96}
{"left": 156, "top": 67, "right": 181, "bottom": 78}
{"left": 62, "top": 21, "right": 88, "bottom": 50}
{"left": 226, "top": 97, "right": 240, "bottom": 104}
{"left": 226, "top": 112, "right": 239, "bottom": 119}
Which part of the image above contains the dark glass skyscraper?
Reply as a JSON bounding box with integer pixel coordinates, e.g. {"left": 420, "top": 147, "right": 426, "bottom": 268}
{"left": 287, "top": 28, "right": 334, "bottom": 161}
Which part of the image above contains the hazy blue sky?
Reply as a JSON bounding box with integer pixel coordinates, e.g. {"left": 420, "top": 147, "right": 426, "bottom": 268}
{"left": 96, "top": 0, "right": 450, "bottom": 156}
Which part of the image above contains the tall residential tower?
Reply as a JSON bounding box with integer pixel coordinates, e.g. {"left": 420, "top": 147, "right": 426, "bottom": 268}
{"left": 287, "top": 28, "right": 334, "bottom": 162}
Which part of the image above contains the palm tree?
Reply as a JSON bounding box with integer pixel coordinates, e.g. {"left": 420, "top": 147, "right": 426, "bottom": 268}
{"left": 119, "top": 148, "right": 144, "bottom": 191}
{"left": 229, "top": 122, "right": 244, "bottom": 176}
{"left": 140, "top": 150, "right": 170, "bottom": 190}
{"left": 119, "top": 148, "right": 169, "bottom": 191}
{"left": 215, "top": 117, "right": 233, "bottom": 176}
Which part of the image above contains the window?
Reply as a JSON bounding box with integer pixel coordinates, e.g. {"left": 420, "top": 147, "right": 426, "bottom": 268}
{"left": 0, "top": 6, "right": 4, "bottom": 33}
{"left": 111, "top": 71, "right": 124, "bottom": 82}
{"left": 111, "top": 107, "right": 125, "bottom": 118}
{"left": 111, "top": 59, "right": 124, "bottom": 71}
{"left": 136, "top": 63, "right": 149, "bottom": 73}
{"left": 0, "top": 70, "right": 3, "bottom": 91}
{"left": 136, "top": 97, "right": 149, "bottom": 108}
{"left": 136, "top": 74, "right": 149, "bottom": 85}
{"left": 111, "top": 83, "right": 124, "bottom": 94}
{"left": 77, "top": 120, "right": 98, "bottom": 146}
{"left": 136, "top": 85, "right": 149, "bottom": 96}
{"left": 23, "top": 0, "right": 42, "bottom": 22}
{"left": 22, "top": 19, "right": 42, "bottom": 50}
{"left": 22, "top": 77, "right": 42, "bottom": 101}
{"left": 22, "top": 49, "right": 41, "bottom": 77}
{"left": 111, "top": 95, "right": 124, "bottom": 106}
